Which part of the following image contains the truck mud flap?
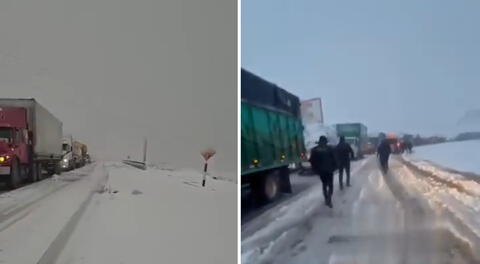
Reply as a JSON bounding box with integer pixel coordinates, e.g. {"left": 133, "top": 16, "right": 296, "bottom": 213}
{"left": 279, "top": 166, "right": 292, "bottom": 193}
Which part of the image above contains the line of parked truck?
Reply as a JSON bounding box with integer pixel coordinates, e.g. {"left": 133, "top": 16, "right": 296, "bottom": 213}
{"left": 0, "top": 98, "right": 90, "bottom": 189}
{"left": 241, "top": 69, "right": 370, "bottom": 204}
{"left": 61, "top": 135, "right": 90, "bottom": 171}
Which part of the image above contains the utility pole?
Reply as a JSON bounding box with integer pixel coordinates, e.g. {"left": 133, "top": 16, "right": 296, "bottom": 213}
{"left": 142, "top": 137, "right": 147, "bottom": 170}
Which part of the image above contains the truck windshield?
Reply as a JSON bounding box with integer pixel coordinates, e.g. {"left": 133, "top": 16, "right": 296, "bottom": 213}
{"left": 62, "top": 143, "right": 70, "bottom": 152}
{"left": 0, "top": 128, "right": 13, "bottom": 143}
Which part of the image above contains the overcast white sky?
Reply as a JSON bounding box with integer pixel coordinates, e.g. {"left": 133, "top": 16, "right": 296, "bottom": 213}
{"left": 0, "top": 0, "right": 236, "bottom": 174}
{"left": 242, "top": 0, "right": 480, "bottom": 136}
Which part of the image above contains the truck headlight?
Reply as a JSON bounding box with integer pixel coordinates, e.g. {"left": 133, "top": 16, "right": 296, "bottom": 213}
{"left": 63, "top": 158, "right": 68, "bottom": 163}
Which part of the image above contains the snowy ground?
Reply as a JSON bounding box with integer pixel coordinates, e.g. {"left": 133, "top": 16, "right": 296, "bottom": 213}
{"left": 411, "top": 140, "right": 480, "bottom": 175}
{"left": 242, "top": 172, "right": 320, "bottom": 223}
{"left": 241, "top": 156, "right": 480, "bottom": 264}
{"left": 0, "top": 162, "right": 236, "bottom": 264}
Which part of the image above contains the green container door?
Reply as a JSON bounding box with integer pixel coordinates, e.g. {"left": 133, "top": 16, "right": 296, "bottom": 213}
{"left": 242, "top": 102, "right": 305, "bottom": 175}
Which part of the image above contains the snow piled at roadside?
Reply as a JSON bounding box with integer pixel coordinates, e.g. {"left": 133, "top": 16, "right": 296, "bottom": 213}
{"left": 147, "top": 163, "right": 237, "bottom": 183}
{"left": 55, "top": 163, "right": 237, "bottom": 264}
{"left": 242, "top": 184, "right": 323, "bottom": 263}
{"left": 411, "top": 140, "right": 480, "bottom": 176}
{"left": 403, "top": 155, "right": 480, "bottom": 197}
{"left": 398, "top": 157, "right": 480, "bottom": 256}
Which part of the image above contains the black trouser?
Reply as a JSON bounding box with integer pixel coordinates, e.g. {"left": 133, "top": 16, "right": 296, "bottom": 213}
{"left": 319, "top": 172, "right": 334, "bottom": 204}
{"left": 379, "top": 155, "right": 389, "bottom": 171}
{"left": 338, "top": 162, "right": 351, "bottom": 188}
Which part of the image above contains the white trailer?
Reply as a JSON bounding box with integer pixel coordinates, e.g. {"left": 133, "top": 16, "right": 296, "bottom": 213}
{"left": 0, "top": 99, "right": 62, "bottom": 159}
{"left": 0, "top": 98, "right": 62, "bottom": 187}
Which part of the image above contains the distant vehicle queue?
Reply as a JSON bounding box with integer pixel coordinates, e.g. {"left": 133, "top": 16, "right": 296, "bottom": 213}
{"left": 0, "top": 98, "right": 90, "bottom": 189}
{"left": 61, "top": 135, "right": 90, "bottom": 171}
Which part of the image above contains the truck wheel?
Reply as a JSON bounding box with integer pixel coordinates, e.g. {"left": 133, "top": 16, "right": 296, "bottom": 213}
{"left": 8, "top": 159, "right": 21, "bottom": 189}
{"left": 54, "top": 162, "right": 61, "bottom": 175}
{"left": 263, "top": 171, "right": 280, "bottom": 202}
{"left": 36, "top": 163, "right": 43, "bottom": 180}
{"left": 30, "top": 162, "right": 40, "bottom": 182}
{"left": 29, "top": 162, "right": 37, "bottom": 182}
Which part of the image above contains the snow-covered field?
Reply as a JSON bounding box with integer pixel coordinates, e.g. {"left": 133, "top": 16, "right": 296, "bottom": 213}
{"left": 0, "top": 162, "right": 236, "bottom": 264}
{"left": 411, "top": 140, "right": 480, "bottom": 175}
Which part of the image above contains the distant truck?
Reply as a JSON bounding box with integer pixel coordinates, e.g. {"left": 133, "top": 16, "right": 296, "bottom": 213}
{"left": 300, "top": 123, "right": 338, "bottom": 175}
{"left": 0, "top": 99, "right": 62, "bottom": 188}
{"left": 61, "top": 136, "right": 88, "bottom": 170}
{"left": 386, "top": 133, "right": 402, "bottom": 154}
{"left": 301, "top": 98, "right": 338, "bottom": 173}
{"left": 73, "top": 141, "right": 88, "bottom": 167}
{"left": 241, "top": 69, "right": 307, "bottom": 203}
{"left": 335, "top": 123, "right": 368, "bottom": 159}
{"left": 303, "top": 124, "right": 339, "bottom": 155}
{"left": 301, "top": 98, "right": 338, "bottom": 150}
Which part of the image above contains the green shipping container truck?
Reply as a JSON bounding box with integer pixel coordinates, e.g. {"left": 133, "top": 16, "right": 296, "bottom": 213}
{"left": 335, "top": 123, "right": 368, "bottom": 159}
{"left": 241, "top": 69, "right": 306, "bottom": 203}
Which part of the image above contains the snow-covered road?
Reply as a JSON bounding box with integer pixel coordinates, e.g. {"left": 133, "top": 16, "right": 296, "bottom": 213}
{"left": 0, "top": 162, "right": 236, "bottom": 264}
{"left": 241, "top": 156, "right": 480, "bottom": 264}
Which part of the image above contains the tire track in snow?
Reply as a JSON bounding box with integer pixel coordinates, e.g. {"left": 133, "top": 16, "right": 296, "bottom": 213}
{"left": 0, "top": 165, "right": 97, "bottom": 232}
{"left": 36, "top": 165, "right": 109, "bottom": 264}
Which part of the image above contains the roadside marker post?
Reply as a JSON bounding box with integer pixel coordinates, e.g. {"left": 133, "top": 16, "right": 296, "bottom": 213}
{"left": 200, "top": 148, "right": 216, "bottom": 187}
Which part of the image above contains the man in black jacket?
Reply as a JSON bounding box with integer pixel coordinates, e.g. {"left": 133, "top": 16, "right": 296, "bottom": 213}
{"left": 377, "top": 139, "right": 391, "bottom": 172}
{"left": 309, "top": 136, "right": 337, "bottom": 208}
{"left": 335, "top": 136, "right": 354, "bottom": 190}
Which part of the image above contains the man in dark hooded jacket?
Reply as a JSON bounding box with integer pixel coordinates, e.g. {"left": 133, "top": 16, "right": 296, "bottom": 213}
{"left": 309, "top": 136, "right": 337, "bottom": 208}
{"left": 335, "top": 136, "right": 354, "bottom": 190}
{"left": 377, "top": 139, "right": 391, "bottom": 172}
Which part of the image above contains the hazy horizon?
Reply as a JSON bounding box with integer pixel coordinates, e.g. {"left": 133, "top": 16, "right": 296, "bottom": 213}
{"left": 242, "top": 0, "right": 480, "bottom": 137}
{"left": 0, "top": 0, "right": 237, "bottom": 174}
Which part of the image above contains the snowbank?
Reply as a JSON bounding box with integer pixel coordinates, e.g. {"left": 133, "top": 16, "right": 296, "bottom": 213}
{"left": 147, "top": 163, "right": 237, "bottom": 183}
{"left": 411, "top": 140, "right": 480, "bottom": 175}
{"left": 396, "top": 158, "right": 480, "bottom": 258}
{"left": 55, "top": 163, "right": 237, "bottom": 264}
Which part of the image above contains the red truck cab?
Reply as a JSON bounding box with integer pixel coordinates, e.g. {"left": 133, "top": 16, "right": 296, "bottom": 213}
{"left": 0, "top": 107, "right": 31, "bottom": 186}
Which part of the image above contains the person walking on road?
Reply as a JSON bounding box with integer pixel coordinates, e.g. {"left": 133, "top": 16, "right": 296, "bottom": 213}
{"left": 335, "top": 136, "right": 354, "bottom": 190}
{"left": 405, "top": 140, "right": 413, "bottom": 153}
{"left": 309, "top": 136, "right": 337, "bottom": 208}
{"left": 377, "top": 139, "right": 391, "bottom": 172}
